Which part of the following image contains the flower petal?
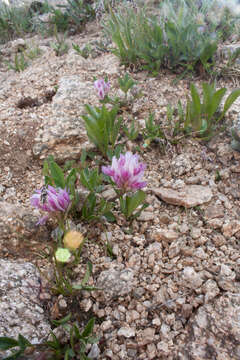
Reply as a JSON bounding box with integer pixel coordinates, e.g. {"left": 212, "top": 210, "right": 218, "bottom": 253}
{"left": 101, "top": 152, "right": 147, "bottom": 192}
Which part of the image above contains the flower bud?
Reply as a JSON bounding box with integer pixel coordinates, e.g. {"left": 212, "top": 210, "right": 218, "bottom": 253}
{"left": 55, "top": 248, "right": 71, "bottom": 263}
{"left": 63, "top": 231, "right": 84, "bottom": 251}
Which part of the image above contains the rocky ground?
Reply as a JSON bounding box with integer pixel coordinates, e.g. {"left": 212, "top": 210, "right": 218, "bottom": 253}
{"left": 0, "top": 15, "right": 240, "bottom": 360}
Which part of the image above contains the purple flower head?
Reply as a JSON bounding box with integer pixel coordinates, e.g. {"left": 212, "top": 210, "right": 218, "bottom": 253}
{"left": 30, "top": 185, "right": 71, "bottom": 225}
{"left": 94, "top": 78, "right": 110, "bottom": 100}
{"left": 102, "top": 151, "right": 147, "bottom": 192}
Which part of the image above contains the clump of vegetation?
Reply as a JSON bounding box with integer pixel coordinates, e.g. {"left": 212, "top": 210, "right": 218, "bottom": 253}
{"left": 49, "top": 0, "right": 95, "bottom": 33}
{"left": 103, "top": 0, "right": 240, "bottom": 75}
{"left": 0, "top": 4, "right": 33, "bottom": 44}
{"left": 51, "top": 26, "right": 69, "bottom": 56}
{"left": 5, "top": 52, "right": 28, "bottom": 72}
{"left": 0, "top": 314, "right": 98, "bottom": 360}
{"left": 182, "top": 82, "right": 240, "bottom": 139}
{"left": 72, "top": 42, "right": 92, "bottom": 58}
{"left": 0, "top": 0, "right": 95, "bottom": 44}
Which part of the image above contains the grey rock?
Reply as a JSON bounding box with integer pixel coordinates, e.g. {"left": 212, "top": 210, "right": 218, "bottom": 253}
{"left": 97, "top": 267, "right": 135, "bottom": 301}
{"left": 88, "top": 343, "right": 100, "bottom": 359}
{"left": 182, "top": 267, "right": 203, "bottom": 289}
{"left": 168, "top": 238, "right": 182, "bottom": 258}
{"left": 133, "top": 287, "right": 145, "bottom": 299}
{"left": 171, "top": 154, "right": 193, "bottom": 176}
{"left": 202, "top": 279, "right": 220, "bottom": 303}
{"left": 138, "top": 327, "right": 155, "bottom": 346}
{"left": 217, "top": 264, "right": 236, "bottom": 292}
{"left": 101, "top": 187, "right": 117, "bottom": 201}
{"left": 117, "top": 326, "right": 135, "bottom": 338}
{"left": 222, "top": 221, "right": 240, "bottom": 238}
{"left": 159, "top": 213, "right": 171, "bottom": 224}
{"left": 177, "top": 294, "right": 240, "bottom": 359}
{"left": 0, "top": 201, "right": 49, "bottom": 255}
{"left": 0, "top": 260, "right": 51, "bottom": 358}
{"left": 33, "top": 75, "right": 92, "bottom": 162}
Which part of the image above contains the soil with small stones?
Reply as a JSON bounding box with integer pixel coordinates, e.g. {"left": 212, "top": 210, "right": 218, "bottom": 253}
{"left": 0, "top": 18, "right": 240, "bottom": 360}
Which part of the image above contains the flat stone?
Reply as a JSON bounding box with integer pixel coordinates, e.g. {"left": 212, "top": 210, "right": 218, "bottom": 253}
{"left": 153, "top": 229, "right": 178, "bottom": 243}
{"left": 204, "top": 204, "right": 225, "bottom": 219}
{"left": 152, "top": 185, "right": 212, "bottom": 208}
{"left": 138, "top": 211, "right": 155, "bottom": 221}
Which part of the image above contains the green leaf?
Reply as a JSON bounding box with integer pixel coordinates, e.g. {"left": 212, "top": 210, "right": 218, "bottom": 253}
{"left": 49, "top": 160, "right": 65, "bottom": 189}
{"left": 46, "top": 331, "right": 61, "bottom": 350}
{"left": 71, "top": 284, "right": 83, "bottom": 290}
{"left": 80, "top": 149, "right": 87, "bottom": 165}
{"left": 52, "top": 313, "right": 72, "bottom": 326}
{"left": 86, "top": 336, "right": 99, "bottom": 344}
{"left": 81, "top": 261, "right": 92, "bottom": 286}
{"left": 190, "top": 83, "right": 201, "bottom": 116}
{"left": 199, "top": 119, "right": 208, "bottom": 135}
{"left": 126, "top": 190, "right": 146, "bottom": 218}
{"left": 66, "top": 169, "right": 77, "bottom": 191}
{"left": 81, "top": 318, "right": 95, "bottom": 338}
{"left": 80, "top": 285, "right": 101, "bottom": 291}
{"left": 208, "top": 88, "right": 226, "bottom": 122}
{"left": 0, "top": 337, "right": 18, "bottom": 350}
{"left": 80, "top": 168, "right": 90, "bottom": 190}
{"left": 119, "top": 196, "right": 127, "bottom": 216}
{"left": 82, "top": 106, "right": 108, "bottom": 156}
{"left": 17, "top": 335, "right": 31, "bottom": 350}
{"left": 111, "top": 115, "right": 123, "bottom": 146}
{"left": 200, "top": 41, "right": 217, "bottom": 68}
{"left": 103, "top": 211, "right": 116, "bottom": 222}
{"left": 202, "top": 82, "right": 214, "bottom": 119}
{"left": 64, "top": 347, "right": 75, "bottom": 360}
{"left": 82, "top": 193, "right": 96, "bottom": 219}
{"left": 218, "top": 89, "right": 240, "bottom": 122}
{"left": 42, "top": 159, "right": 49, "bottom": 177}
{"left": 131, "top": 202, "right": 149, "bottom": 220}
{"left": 71, "top": 324, "right": 80, "bottom": 340}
